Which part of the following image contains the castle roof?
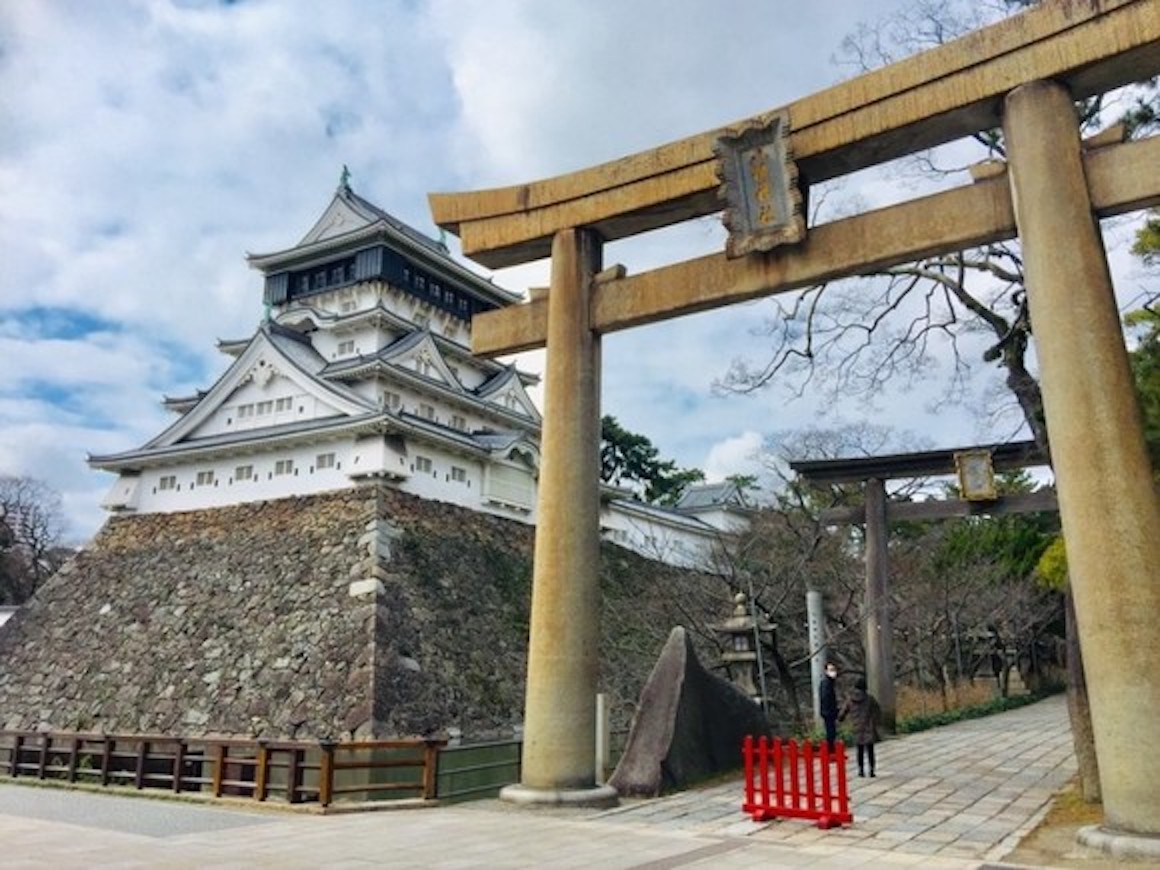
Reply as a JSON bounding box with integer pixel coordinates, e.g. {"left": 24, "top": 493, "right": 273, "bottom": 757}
{"left": 674, "top": 481, "right": 753, "bottom": 512}
{"left": 246, "top": 180, "right": 521, "bottom": 310}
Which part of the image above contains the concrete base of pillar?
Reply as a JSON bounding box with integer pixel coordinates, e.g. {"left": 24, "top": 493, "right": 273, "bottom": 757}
{"left": 1077, "top": 825, "right": 1160, "bottom": 860}
{"left": 499, "top": 783, "right": 618, "bottom": 809}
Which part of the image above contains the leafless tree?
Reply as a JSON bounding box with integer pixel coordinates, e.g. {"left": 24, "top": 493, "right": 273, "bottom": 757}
{"left": 0, "top": 475, "right": 68, "bottom": 605}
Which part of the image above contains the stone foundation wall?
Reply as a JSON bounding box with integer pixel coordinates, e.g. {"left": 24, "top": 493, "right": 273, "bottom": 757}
{"left": 0, "top": 485, "right": 730, "bottom": 740}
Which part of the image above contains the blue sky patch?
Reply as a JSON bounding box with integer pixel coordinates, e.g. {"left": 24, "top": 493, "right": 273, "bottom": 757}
{"left": 5, "top": 307, "right": 123, "bottom": 341}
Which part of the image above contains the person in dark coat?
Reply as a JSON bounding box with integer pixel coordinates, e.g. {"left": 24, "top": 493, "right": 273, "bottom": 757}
{"left": 818, "top": 661, "right": 840, "bottom": 753}
{"left": 839, "top": 676, "right": 882, "bottom": 777}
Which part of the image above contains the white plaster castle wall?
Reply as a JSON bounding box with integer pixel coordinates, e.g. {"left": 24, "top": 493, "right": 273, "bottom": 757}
{"left": 599, "top": 504, "right": 727, "bottom": 572}
{"left": 112, "top": 437, "right": 539, "bottom": 525}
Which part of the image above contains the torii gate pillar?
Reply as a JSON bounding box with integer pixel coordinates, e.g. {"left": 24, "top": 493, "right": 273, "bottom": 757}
{"left": 1005, "top": 81, "right": 1160, "bottom": 844}
{"left": 500, "top": 228, "right": 617, "bottom": 807}
{"left": 864, "top": 478, "right": 897, "bottom": 733}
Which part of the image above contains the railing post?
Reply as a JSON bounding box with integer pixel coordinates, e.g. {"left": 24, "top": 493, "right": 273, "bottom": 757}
{"left": 803, "top": 741, "right": 816, "bottom": 813}
{"left": 787, "top": 740, "right": 799, "bottom": 809}
{"left": 422, "top": 739, "right": 445, "bottom": 800}
{"left": 67, "top": 736, "right": 80, "bottom": 783}
{"left": 772, "top": 738, "right": 784, "bottom": 810}
{"left": 10, "top": 734, "right": 23, "bottom": 778}
{"left": 135, "top": 740, "right": 148, "bottom": 789}
{"left": 835, "top": 741, "right": 850, "bottom": 819}
{"left": 287, "top": 748, "right": 303, "bottom": 804}
{"left": 742, "top": 736, "right": 755, "bottom": 811}
{"left": 212, "top": 744, "right": 226, "bottom": 798}
{"left": 318, "top": 740, "right": 336, "bottom": 807}
{"left": 100, "top": 737, "right": 112, "bottom": 786}
{"left": 819, "top": 741, "right": 833, "bottom": 812}
{"left": 173, "top": 740, "right": 186, "bottom": 793}
{"left": 37, "top": 734, "right": 50, "bottom": 779}
{"left": 254, "top": 740, "right": 269, "bottom": 802}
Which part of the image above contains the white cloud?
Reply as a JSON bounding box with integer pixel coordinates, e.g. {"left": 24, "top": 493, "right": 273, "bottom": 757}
{"left": 703, "top": 431, "right": 765, "bottom": 483}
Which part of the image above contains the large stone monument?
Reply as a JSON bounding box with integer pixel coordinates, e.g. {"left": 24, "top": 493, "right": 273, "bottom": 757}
{"left": 609, "top": 627, "right": 772, "bottom": 798}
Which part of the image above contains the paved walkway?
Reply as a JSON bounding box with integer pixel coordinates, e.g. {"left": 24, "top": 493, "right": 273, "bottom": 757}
{"left": 0, "top": 696, "right": 1077, "bottom": 868}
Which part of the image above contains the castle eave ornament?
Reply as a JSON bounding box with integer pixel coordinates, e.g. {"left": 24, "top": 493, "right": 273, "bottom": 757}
{"left": 715, "top": 109, "right": 805, "bottom": 259}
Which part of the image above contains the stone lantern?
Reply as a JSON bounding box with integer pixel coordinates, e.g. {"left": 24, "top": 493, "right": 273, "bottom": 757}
{"left": 716, "top": 592, "right": 773, "bottom": 705}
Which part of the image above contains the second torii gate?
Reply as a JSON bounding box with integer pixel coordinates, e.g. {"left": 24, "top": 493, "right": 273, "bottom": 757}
{"left": 791, "top": 439, "right": 1055, "bottom": 733}
{"left": 429, "top": 0, "right": 1160, "bottom": 851}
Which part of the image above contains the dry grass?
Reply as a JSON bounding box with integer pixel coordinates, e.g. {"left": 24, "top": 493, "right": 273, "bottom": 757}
{"left": 1038, "top": 784, "right": 1103, "bottom": 827}
{"left": 1003, "top": 780, "right": 1128, "bottom": 869}
{"left": 895, "top": 680, "right": 1000, "bottom": 719}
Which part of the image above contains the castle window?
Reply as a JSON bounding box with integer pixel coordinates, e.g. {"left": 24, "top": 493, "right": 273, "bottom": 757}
{"left": 415, "top": 456, "right": 432, "bottom": 474}
{"left": 235, "top": 464, "right": 253, "bottom": 481}
{"left": 338, "top": 339, "right": 355, "bottom": 356}
{"left": 420, "top": 403, "right": 436, "bottom": 421}
{"left": 158, "top": 475, "right": 177, "bottom": 491}
{"left": 313, "top": 272, "right": 326, "bottom": 290}
{"left": 331, "top": 267, "right": 344, "bottom": 284}
{"left": 451, "top": 466, "right": 467, "bottom": 483}
{"left": 257, "top": 400, "right": 274, "bottom": 416}
{"left": 340, "top": 298, "right": 357, "bottom": 313}
{"left": 275, "top": 397, "right": 292, "bottom": 412}
{"left": 274, "top": 459, "right": 294, "bottom": 476}
{"left": 196, "top": 470, "right": 215, "bottom": 486}
{"left": 451, "top": 414, "right": 467, "bottom": 431}
{"left": 316, "top": 452, "right": 336, "bottom": 470}
{"left": 237, "top": 404, "right": 254, "bottom": 420}
{"left": 383, "top": 391, "right": 401, "bottom": 411}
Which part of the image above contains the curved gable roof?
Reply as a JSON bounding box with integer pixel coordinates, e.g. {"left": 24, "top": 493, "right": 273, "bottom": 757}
{"left": 297, "top": 184, "right": 449, "bottom": 256}
{"left": 134, "top": 324, "right": 374, "bottom": 451}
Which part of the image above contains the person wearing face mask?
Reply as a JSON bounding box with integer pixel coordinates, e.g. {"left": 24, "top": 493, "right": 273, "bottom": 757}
{"left": 818, "top": 661, "right": 840, "bottom": 753}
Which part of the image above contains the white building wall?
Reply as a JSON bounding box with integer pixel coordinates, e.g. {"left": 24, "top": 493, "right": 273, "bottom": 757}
{"left": 599, "top": 503, "right": 730, "bottom": 572}
{"left": 110, "top": 436, "right": 540, "bottom": 524}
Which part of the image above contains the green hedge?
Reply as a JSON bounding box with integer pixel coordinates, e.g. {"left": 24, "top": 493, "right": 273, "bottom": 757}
{"left": 896, "top": 691, "right": 1051, "bottom": 735}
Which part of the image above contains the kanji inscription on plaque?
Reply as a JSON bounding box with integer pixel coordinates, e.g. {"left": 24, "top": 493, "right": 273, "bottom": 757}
{"left": 715, "top": 110, "right": 805, "bottom": 258}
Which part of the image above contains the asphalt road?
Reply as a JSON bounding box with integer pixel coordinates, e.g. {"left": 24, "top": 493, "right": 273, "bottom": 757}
{"left": 0, "top": 783, "right": 277, "bottom": 838}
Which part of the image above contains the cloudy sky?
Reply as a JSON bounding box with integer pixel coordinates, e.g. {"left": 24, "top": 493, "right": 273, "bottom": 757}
{"left": 1, "top": 1, "right": 1150, "bottom": 544}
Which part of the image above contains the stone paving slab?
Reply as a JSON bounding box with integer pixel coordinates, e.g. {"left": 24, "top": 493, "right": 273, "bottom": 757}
{"left": 588, "top": 695, "right": 1075, "bottom": 864}
{"left": 0, "top": 696, "right": 1076, "bottom": 868}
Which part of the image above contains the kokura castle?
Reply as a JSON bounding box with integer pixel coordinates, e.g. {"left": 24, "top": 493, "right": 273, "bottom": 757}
{"left": 89, "top": 177, "right": 750, "bottom": 569}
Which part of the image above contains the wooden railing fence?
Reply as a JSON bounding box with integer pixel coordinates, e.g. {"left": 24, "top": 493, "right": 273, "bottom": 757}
{"left": 0, "top": 730, "right": 446, "bottom": 808}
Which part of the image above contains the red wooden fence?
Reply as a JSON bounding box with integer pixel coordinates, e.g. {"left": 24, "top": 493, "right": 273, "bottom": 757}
{"left": 742, "top": 735, "right": 852, "bottom": 829}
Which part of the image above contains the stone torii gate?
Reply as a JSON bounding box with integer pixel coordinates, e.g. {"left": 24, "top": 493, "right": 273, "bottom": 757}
{"left": 790, "top": 439, "right": 1055, "bottom": 734}
{"left": 429, "top": 0, "right": 1160, "bottom": 850}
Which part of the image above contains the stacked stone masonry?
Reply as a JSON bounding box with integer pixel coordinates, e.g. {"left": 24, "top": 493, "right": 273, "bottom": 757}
{"left": 0, "top": 486, "right": 727, "bottom": 741}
